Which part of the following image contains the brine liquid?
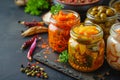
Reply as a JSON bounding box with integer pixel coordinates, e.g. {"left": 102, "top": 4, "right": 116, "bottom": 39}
{"left": 107, "top": 29, "right": 120, "bottom": 70}
{"left": 68, "top": 38, "right": 105, "bottom": 72}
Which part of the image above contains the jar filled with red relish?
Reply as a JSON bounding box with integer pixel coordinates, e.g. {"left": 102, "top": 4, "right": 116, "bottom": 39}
{"left": 49, "top": 10, "right": 80, "bottom": 52}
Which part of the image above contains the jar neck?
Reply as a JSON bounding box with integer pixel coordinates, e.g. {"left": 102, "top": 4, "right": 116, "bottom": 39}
{"left": 110, "top": 23, "right": 120, "bottom": 38}
{"left": 87, "top": 7, "right": 117, "bottom": 22}
{"left": 70, "top": 23, "right": 103, "bottom": 44}
{"left": 50, "top": 10, "right": 80, "bottom": 24}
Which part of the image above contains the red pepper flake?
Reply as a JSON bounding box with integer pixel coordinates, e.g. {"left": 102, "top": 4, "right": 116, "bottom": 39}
{"left": 41, "top": 43, "right": 48, "bottom": 48}
{"left": 37, "top": 38, "right": 49, "bottom": 49}
{"left": 36, "top": 62, "right": 40, "bottom": 65}
{"left": 36, "top": 73, "right": 41, "bottom": 77}
{"left": 44, "top": 55, "right": 48, "bottom": 59}
{"left": 54, "top": 59, "right": 60, "bottom": 62}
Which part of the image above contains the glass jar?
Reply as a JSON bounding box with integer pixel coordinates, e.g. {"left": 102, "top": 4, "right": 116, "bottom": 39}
{"left": 109, "top": 0, "right": 120, "bottom": 21}
{"left": 85, "top": 6, "right": 117, "bottom": 42}
{"left": 106, "top": 23, "right": 120, "bottom": 71}
{"left": 68, "top": 23, "right": 105, "bottom": 72}
{"left": 49, "top": 10, "right": 80, "bottom": 53}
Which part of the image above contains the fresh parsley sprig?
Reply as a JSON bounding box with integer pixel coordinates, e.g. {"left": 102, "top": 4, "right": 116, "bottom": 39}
{"left": 25, "top": 0, "right": 49, "bottom": 16}
{"left": 50, "top": 4, "right": 64, "bottom": 15}
{"left": 59, "top": 50, "right": 68, "bottom": 63}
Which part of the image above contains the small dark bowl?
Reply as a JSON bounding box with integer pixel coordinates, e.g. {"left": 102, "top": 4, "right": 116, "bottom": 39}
{"left": 53, "top": 0, "right": 104, "bottom": 21}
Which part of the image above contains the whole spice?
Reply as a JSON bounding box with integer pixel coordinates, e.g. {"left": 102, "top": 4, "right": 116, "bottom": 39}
{"left": 20, "top": 63, "right": 48, "bottom": 78}
{"left": 21, "top": 35, "right": 38, "bottom": 50}
{"left": 14, "top": 0, "right": 28, "bottom": 6}
{"left": 21, "top": 26, "right": 48, "bottom": 37}
{"left": 27, "top": 38, "right": 37, "bottom": 61}
{"left": 18, "top": 20, "right": 44, "bottom": 27}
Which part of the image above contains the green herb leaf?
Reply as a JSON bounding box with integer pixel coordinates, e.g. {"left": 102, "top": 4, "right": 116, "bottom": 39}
{"left": 59, "top": 50, "right": 68, "bottom": 63}
{"left": 50, "top": 4, "right": 64, "bottom": 15}
{"left": 24, "top": 0, "right": 49, "bottom": 16}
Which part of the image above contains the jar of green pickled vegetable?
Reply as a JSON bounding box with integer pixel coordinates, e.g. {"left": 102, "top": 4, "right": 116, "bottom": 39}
{"left": 85, "top": 6, "right": 117, "bottom": 42}
{"left": 68, "top": 23, "right": 105, "bottom": 72}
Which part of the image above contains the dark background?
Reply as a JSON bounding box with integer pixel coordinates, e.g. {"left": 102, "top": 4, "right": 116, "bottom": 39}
{"left": 0, "top": 0, "right": 119, "bottom": 80}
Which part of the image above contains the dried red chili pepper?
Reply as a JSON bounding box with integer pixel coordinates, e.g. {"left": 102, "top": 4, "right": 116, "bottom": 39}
{"left": 74, "top": 0, "right": 77, "bottom": 3}
{"left": 27, "top": 38, "right": 37, "bottom": 61}
{"left": 18, "top": 20, "right": 44, "bottom": 27}
{"left": 21, "top": 35, "right": 38, "bottom": 50}
{"left": 88, "top": 0, "right": 93, "bottom": 2}
{"left": 80, "top": 0, "right": 85, "bottom": 3}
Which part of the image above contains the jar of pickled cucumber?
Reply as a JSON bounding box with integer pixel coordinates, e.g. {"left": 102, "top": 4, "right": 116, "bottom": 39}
{"left": 68, "top": 23, "right": 105, "bottom": 72}
{"left": 85, "top": 6, "right": 117, "bottom": 42}
{"left": 107, "top": 23, "right": 120, "bottom": 71}
{"left": 49, "top": 10, "right": 80, "bottom": 53}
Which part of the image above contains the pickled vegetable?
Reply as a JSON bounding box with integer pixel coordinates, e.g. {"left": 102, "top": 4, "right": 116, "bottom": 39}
{"left": 49, "top": 10, "right": 80, "bottom": 52}
{"left": 73, "top": 24, "right": 102, "bottom": 44}
{"left": 112, "top": 1, "right": 120, "bottom": 13}
{"left": 85, "top": 6, "right": 117, "bottom": 42}
{"left": 68, "top": 23, "right": 105, "bottom": 72}
{"left": 107, "top": 23, "right": 120, "bottom": 71}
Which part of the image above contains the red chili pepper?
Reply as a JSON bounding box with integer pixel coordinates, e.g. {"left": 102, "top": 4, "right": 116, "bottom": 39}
{"left": 88, "top": 0, "right": 93, "bottom": 2}
{"left": 27, "top": 38, "right": 37, "bottom": 61}
{"left": 21, "top": 35, "right": 38, "bottom": 50}
{"left": 80, "top": 0, "right": 85, "bottom": 3}
{"left": 18, "top": 20, "right": 44, "bottom": 27}
{"left": 73, "top": 0, "right": 77, "bottom": 3}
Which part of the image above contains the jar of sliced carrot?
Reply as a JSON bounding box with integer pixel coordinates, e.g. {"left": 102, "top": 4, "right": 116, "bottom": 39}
{"left": 49, "top": 10, "right": 80, "bottom": 53}
{"left": 107, "top": 23, "right": 120, "bottom": 71}
{"left": 68, "top": 23, "right": 105, "bottom": 72}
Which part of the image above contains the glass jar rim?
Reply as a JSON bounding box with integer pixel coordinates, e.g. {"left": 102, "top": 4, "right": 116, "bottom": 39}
{"left": 50, "top": 10, "right": 80, "bottom": 23}
{"left": 109, "top": 0, "right": 120, "bottom": 18}
{"left": 86, "top": 6, "right": 118, "bottom": 21}
{"left": 110, "top": 23, "right": 120, "bottom": 35}
{"left": 109, "top": 0, "right": 120, "bottom": 9}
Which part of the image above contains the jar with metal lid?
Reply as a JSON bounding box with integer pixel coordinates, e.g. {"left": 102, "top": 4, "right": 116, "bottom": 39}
{"left": 49, "top": 10, "right": 80, "bottom": 53}
{"left": 85, "top": 6, "right": 117, "bottom": 42}
{"left": 106, "top": 23, "right": 120, "bottom": 71}
{"left": 68, "top": 23, "right": 105, "bottom": 72}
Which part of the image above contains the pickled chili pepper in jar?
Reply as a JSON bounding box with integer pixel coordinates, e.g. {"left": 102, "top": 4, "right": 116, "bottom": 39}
{"left": 68, "top": 23, "right": 105, "bottom": 72}
{"left": 107, "top": 23, "right": 120, "bottom": 71}
{"left": 49, "top": 10, "right": 80, "bottom": 53}
{"left": 85, "top": 6, "right": 117, "bottom": 42}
